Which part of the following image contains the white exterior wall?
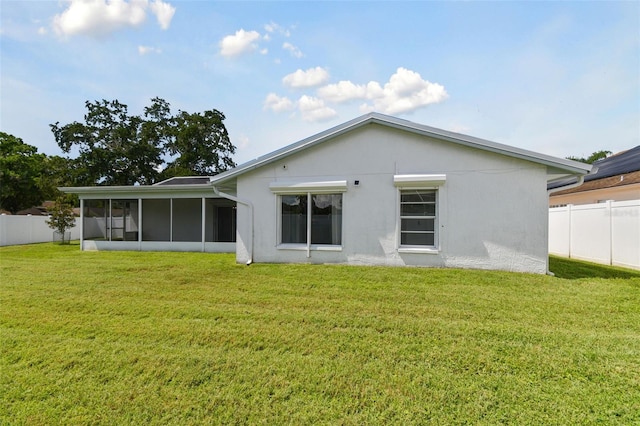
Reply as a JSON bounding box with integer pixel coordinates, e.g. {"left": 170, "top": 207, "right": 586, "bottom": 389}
{"left": 236, "top": 124, "right": 549, "bottom": 273}
{"left": 0, "top": 215, "right": 80, "bottom": 246}
{"left": 549, "top": 200, "right": 640, "bottom": 270}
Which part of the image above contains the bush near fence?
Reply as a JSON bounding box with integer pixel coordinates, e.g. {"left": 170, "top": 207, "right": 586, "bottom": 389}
{"left": 549, "top": 199, "right": 640, "bottom": 270}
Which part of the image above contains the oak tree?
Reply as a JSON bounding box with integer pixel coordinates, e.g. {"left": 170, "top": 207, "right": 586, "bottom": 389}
{"left": 50, "top": 98, "right": 236, "bottom": 186}
{"left": 0, "top": 132, "right": 47, "bottom": 214}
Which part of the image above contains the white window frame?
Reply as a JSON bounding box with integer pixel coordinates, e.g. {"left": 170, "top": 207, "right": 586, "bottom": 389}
{"left": 271, "top": 181, "right": 347, "bottom": 256}
{"left": 394, "top": 174, "right": 446, "bottom": 253}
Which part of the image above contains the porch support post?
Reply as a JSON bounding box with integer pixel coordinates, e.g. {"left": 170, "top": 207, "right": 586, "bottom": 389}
{"left": 170, "top": 199, "right": 173, "bottom": 242}
{"left": 201, "top": 197, "right": 206, "bottom": 252}
{"left": 79, "top": 198, "right": 84, "bottom": 251}
{"left": 108, "top": 199, "right": 112, "bottom": 242}
{"left": 138, "top": 198, "right": 143, "bottom": 251}
{"left": 306, "top": 193, "right": 311, "bottom": 258}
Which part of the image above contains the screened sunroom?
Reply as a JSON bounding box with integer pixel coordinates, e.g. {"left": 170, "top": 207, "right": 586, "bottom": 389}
{"left": 62, "top": 178, "right": 236, "bottom": 253}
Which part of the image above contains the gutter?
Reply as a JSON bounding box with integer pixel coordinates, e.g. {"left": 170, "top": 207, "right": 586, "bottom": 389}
{"left": 547, "top": 175, "right": 586, "bottom": 196}
{"left": 212, "top": 185, "right": 254, "bottom": 265}
{"left": 547, "top": 164, "right": 597, "bottom": 196}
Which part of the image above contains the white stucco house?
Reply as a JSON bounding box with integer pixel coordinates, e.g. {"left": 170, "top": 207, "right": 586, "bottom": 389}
{"left": 62, "top": 113, "right": 592, "bottom": 274}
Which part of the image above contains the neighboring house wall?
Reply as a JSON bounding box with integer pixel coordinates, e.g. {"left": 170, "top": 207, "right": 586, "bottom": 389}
{"left": 549, "top": 200, "right": 640, "bottom": 270}
{"left": 236, "top": 124, "right": 550, "bottom": 273}
{"left": 0, "top": 214, "right": 80, "bottom": 246}
{"left": 550, "top": 183, "right": 640, "bottom": 206}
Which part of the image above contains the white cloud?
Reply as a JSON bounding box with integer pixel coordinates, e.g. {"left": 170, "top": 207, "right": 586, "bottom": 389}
{"left": 138, "top": 45, "right": 161, "bottom": 55}
{"left": 264, "top": 22, "right": 278, "bottom": 33}
{"left": 363, "top": 68, "right": 448, "bottom": 114}
{"left": 317, "top": 80, "right": 368, "bottom": 103}
{"left": 264, "top": 21, "right": 290, "bottom": 37}
{"left": 282, "top": 42, "right": 303, "bottom": 58}
{"left": 52, "top": 0, "right": 175, "bottom": 38}
{"left": 237, "top": 134, "right": 250, "bottom": 149}
{"left": 219, "top": 29, "right": 261, "bottom": 57}
{"left": 269, "top": 67, "right": 447, "bottom": 123}
{"left": 316, "top": 67, "right": 448, "bottom": 114}
{"left": 298, "top": 95, "right": 337, "bottom": 122}
{"left": 282, "top": 67, "right": 330, "bottom": 89}
{"left": 149, "top": 0, "right": 175, "bottom": 30}
{"left": 264, "top": 93, "right": 295, "bottom": 112}
{"left": 264, "top": 93, "right": 337, "bottom": 122}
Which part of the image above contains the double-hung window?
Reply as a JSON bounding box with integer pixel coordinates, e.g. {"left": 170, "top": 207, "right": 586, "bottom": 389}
{"left": 271, "top": 180, "right": 346, "bottom": 250}
{"left": 400, "top": 190, "right": 436, "bottom": 246}
{"left": 394, "top": 174, "right": 445, "bottom": 250}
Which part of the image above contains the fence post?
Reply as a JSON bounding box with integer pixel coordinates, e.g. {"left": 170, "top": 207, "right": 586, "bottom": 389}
{"left": 567, "top": 204, "right": 573, "bottom": 259}
{"left": 27, "top": 215, "right": 33, "bottom": 243}
{"left": 607, "top": 200, "right": 613, "bottom": 266}
{"left": 79, "top": 199, "right": 84, "bottom": 251}
{"left": 0, "top": 214, "right": 5, "bottom": 246}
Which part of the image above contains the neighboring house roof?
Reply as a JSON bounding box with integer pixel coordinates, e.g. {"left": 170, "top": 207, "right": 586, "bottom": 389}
{"left": 548, "top": 145, "right": 640, "bottom": 192}
{"left": 551, "top": 170, "right": 640, "bottom": 197}
{"left": 586, "top": 145, "right": 640, "bottom": 180}
{"left": 17, "top": 206, "right": 49, "bottom": 216}
{"left": 211, "top": 112, "right": 592, "bottom": 187}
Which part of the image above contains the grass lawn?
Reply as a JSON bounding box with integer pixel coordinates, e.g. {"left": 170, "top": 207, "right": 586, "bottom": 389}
{"left": 1, "top": 243, "right": 639, "bottom": 425}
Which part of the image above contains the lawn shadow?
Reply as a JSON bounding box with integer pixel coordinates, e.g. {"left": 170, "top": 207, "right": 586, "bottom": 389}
{"left": 549, "top": 256, "right": 640, "bottom": 280}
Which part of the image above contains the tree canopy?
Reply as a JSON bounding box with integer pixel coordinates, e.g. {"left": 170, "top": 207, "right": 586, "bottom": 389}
{"left": 0, "top": 132, "right": 47, "bottom": 214}
{"left": 0, "top": 132, "right": 76, "bottom": 213}
{"left": 567, "top": 150, "right": 612, "bottom": 164}
{"left": 50, "top": 98, "right": 236, "bottom": 186}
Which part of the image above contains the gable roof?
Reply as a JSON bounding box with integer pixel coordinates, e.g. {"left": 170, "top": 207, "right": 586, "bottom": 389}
{"left": 212, "top": 112, "right": 592, "bottom": 187}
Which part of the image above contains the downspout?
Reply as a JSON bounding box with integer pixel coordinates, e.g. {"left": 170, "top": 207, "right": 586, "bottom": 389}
{"left": 212, "top": 185, "right": 254, "bottom": 265}
{"left": 546, "top": 174, "right": 586, "bottom": 276}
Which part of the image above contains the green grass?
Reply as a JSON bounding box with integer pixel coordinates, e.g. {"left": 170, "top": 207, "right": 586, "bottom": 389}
{"left": 1, "top": 243, "right": 639, "bottom": 425}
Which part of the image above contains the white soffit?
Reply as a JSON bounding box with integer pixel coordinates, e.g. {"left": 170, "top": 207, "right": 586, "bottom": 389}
{"left": 269, "top": 180, "right": 348, "bottom": 194}
{"left": 393, "top": 174, "right": 447, "bottom": 188}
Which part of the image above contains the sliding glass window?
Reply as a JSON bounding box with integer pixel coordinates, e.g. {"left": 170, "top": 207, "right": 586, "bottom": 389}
{"left": 281, "top": 193, "right": 342, "bottom": 246}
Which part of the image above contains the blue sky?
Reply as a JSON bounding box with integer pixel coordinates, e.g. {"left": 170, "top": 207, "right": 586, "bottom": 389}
{"left": 1, "top": 1, "right": 638, "bottom": 165}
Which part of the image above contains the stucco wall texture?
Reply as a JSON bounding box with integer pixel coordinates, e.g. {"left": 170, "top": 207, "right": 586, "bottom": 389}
{"left": 235, "top": 124, "right": 549, "bottom": 274}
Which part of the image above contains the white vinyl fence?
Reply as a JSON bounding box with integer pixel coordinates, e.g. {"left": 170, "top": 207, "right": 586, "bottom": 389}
{"left": 549, "top": 200, "right": 640, "bottom": 270}
{"left": 0, "top": 214, "right": 80, "bottom": 247}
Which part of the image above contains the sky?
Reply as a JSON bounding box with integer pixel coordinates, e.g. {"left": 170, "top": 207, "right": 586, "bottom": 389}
{"left": 1, "top": 0, "right": 638, "bottom": 166}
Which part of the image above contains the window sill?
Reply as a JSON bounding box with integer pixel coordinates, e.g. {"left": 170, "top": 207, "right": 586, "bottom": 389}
{"left": 398, "top": 247, "right": 440, "bottom": 255}
{"left": 277, "top": 244, "right": 343, "bottom": 252}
